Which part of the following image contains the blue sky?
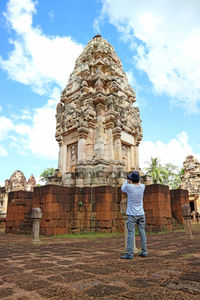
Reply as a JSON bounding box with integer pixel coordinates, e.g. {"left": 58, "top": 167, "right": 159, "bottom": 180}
{"left": 0, "top": 0, "right": 200, "bottom": 185}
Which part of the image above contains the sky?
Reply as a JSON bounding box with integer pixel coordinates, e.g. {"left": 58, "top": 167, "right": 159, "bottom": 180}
{"left": 0, "top": 0, "right": 200, "bottom": 185}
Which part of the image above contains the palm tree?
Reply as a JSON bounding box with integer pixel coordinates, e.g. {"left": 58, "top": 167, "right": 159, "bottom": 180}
{"left": 145, "top": 157, "right": 163, "bottom": 184}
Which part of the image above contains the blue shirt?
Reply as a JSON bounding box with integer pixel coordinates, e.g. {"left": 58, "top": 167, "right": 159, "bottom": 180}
{"left": 121, "top": 180, "right": 145, "bottom": 216}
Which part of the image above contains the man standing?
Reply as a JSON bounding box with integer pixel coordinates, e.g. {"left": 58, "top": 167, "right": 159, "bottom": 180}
{"left": 121, "top": 171, "right": 147, "bottom": 260}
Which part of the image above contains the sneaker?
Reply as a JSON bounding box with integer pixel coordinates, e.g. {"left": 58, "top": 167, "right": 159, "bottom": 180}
{"left": 121, "top": 254, "right": 133, "bottom": 259}
{"left": 139, "top": 251, "right": 148, "bottom": 258}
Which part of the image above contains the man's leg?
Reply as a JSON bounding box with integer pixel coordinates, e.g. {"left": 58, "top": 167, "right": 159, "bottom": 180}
{"left": 137, "top": 215, "right": 147, "bottom": 257}
{"left": 121, "top": 215, "right": 136, "bottom": 259}
{"left": 126, "top": 215, "right": 136, "bottom": 256}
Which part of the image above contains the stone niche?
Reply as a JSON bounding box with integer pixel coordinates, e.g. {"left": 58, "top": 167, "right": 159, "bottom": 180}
{"left": 55, "top": 35, "right": 143, "bottom": 187}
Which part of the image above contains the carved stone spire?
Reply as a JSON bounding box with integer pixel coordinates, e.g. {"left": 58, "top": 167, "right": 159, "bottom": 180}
{"left": 56, "top": 36, "right": 143, "bottom": 187}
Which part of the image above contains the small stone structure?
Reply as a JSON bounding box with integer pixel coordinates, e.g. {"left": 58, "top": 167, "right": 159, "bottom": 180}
{"left": 181, "top": 204, "right": 193, "bottom": 239}
{"left": 56, "top": 35, "right": 143, "bottom": 187}
{"left": 0, "top": 171, "right": 36, "bottom": 217}
{"left": 31, "top": 208, "right": 42, "bottom": 242}
{"left": 181, "top": 155, "right": 200, "bottom": 213}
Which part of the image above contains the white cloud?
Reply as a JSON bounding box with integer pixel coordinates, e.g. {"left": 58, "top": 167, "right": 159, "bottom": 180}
{"left": 0, "top": 116, "right": 14, "bottom": 140}
{"left": 0, "top": 180, "right": 5, "bottom": 186}
{"left": 98, "top": 0, "right": 200, "bottom": 113}
{"left": 139, "top": 131, "right": 200, "bottom": 169}
{"left": 15, "top": 124, "right": 32, "bottom": 136}
{"left": 28, "top": 89, "right": 59, "bottom": 159}
{"left": 0, "top": 88, "right": 59, "bottom": 159}
{"left": 0, "top": 0, "right": 83, "bottom": 95}
{"left": 0, "top": 145, "right": 8, "bottom": 156}
{"left": 21, "top": 109, "right": 31, "bottom": 120}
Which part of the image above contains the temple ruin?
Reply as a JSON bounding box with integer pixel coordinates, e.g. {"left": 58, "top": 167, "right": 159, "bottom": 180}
{"left": 55, "top": 34, "right": 143, "bottom": 187}
{"left": 5, "top": 36, "right": 189, "bottom": 235}
{"left": 181, "top": 155, "right": 200, "bottom": 213}
{"left": 0, "top": 170, "right": 36, "bottom": 217}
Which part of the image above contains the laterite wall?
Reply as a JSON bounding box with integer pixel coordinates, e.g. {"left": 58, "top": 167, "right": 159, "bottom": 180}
{"left": 5, "top": 184, "right": 189, "bottom": 235}
{"left": 143, "top": 184, "right": 173, "bottom": 232}
{"left": 5, "top": 191, "right": 33, "bottom": 234}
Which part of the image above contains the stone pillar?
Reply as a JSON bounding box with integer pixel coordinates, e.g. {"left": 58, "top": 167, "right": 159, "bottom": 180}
{"left": 94, "top": 99, "right": 105, "bottom": 160}
{"left": 31, "top": 208, "right": 42, "bottom": 242}
{"left": 182, "top": 204, "right": 193, "bottom": 239}
{"left": 130, "top": 145, "right": 135, "bottom": 170}
{"left": 134, "top": 144, "right": 139, "bottom": 169}
{"left": 105, "top": 123, "right": 114, "bottom": 161}
{"left": 58, "top": 143, "right": 67, "bottom": 173}
{"left": 77, "top": 127, "right": 89, "bottom": 163}
{"left": 113, "top": 127, "right": 122, "bottom": 161}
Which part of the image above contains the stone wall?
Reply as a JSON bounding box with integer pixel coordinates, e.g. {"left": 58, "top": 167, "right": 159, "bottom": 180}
{"left": 5, "top": 184, "right": 189, "bottom": 235}
{"left": 6, "top": 185, "right": 123, "bottom": 236}
{"left": 5, "top": 191, "right": 33, "bottom": 234}
{"left": 143, "top": 184, "right": 172, "bottom": 232}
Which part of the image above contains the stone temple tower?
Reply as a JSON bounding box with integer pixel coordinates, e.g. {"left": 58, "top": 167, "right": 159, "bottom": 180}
{"left": 55, "top": 35, "right": 143, "bottom": 187}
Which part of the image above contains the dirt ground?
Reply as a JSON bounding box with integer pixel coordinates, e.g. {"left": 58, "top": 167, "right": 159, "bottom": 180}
{"left": 0, "top": 225, "right": 200, "bottom": 300}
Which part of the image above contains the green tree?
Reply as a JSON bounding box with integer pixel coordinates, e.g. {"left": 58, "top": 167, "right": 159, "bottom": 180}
{"left": 145, "top": 157, "right": 163, "bottom": 184}
{"left": 40, "top": 168, "right": 56, "bottom": 184}
{"left": 145, "top": 159, "right": 183, "bottom": 189}
{"left": 162, "top": 163, "right": 179, "bottom": 189}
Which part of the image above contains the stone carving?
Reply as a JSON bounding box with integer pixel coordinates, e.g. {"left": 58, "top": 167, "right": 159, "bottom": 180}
{"left": 56, "top": 35, "right": 143, "bottom": 187}
{"left": 5, "top": 171, "right": 36, "bottom": 193}
{"left": 181, "top": 155, "right": 200, "bottom": 213}
{"left": 69, "top": 144, "right": 77, "bottom": 165}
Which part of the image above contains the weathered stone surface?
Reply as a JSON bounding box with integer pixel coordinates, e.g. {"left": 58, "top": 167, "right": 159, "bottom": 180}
{"left": 170, "top": 189, "right": 189, "bottom": 224}
{"left": 181, "top": 155, "right": 200, "bottom": 213}
{"left": 6, "top": 183, "right": 179, "bottom": 235}
{"left": 0, "top": 171, "right": 36, "bottom": 216}
{"left": 55, "top": 35, "right": 143, "bottom": 187}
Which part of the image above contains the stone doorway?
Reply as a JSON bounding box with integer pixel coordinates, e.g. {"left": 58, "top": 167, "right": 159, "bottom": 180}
{"left": 190, "top": 201, "right": 195, "bottom": 211}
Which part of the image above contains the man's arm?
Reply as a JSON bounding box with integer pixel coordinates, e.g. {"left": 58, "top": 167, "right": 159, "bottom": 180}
{"left": 121, "top": 180, "right": 129, "bottom": 193}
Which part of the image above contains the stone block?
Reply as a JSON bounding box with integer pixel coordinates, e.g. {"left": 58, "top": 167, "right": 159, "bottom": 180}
{"left": 96, "top": 210, "right": 113, "bottom": 220}
{"left": 52, "top": 228, "right": 67, "bottom": 236}
{"left": 43, "top": 202, "right": 60, "bottom": 212}
{"left": 42, "top": 211, "right": 65, "bottom": 220}
{"left": 40, "top": 227, "right": 53, "bottom": 236}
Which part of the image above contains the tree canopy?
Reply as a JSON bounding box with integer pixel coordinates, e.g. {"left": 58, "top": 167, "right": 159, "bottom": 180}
{"left": 144, "top": 157, "right": 182, "bottom": 189}
{"left": 39, "top": 168, "right": 56, "bottom": 184}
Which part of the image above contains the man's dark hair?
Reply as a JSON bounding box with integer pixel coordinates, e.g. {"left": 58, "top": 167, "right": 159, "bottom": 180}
{"left": 131, "top": 178, "right": 139, "bottom": 183}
